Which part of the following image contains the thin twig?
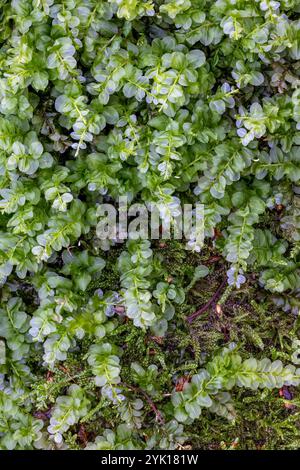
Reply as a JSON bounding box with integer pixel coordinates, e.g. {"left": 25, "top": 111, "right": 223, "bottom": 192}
{"left": 187, "top": 278, "right": 227, "bottom": 324}
{"left": 121, "top": 382, "right": 165, "bottom": 425}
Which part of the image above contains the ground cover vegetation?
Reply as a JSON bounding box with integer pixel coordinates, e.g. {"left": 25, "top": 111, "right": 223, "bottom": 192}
{"left": 0, "top": 0, "right": 300, "bottom": 450}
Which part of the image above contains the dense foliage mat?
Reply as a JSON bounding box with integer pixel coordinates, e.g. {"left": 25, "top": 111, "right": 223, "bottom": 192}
{"left": 0, "top": 0, "right": 300, "bottom": 450}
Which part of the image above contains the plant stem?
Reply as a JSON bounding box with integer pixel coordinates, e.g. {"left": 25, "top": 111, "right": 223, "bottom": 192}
{"left": 187, "top": 278, "right": 227, "bottom": 323}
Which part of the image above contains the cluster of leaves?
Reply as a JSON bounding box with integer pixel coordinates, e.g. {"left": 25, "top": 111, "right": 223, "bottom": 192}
{"left": 0, "top": 0, "right": 300, "bottom": 450}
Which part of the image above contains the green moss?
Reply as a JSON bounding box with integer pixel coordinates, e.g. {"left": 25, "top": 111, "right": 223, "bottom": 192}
{"left": 12, "top": 239, "right": 300, "bottom": 449}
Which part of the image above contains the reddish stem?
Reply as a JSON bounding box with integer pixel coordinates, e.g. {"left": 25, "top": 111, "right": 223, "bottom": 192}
{"left": 187, "top": 278, "right": 227, "bottom": 324}
{"left": 121, "top": 382, "right": 165, "bottom": 425}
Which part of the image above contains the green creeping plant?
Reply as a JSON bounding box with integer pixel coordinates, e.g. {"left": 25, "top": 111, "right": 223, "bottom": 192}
{"left": 0, "top": 0, "right": 300, "bottom": 450}
{"left": 171, "top": 347, "right": 300, "bottom": 423}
